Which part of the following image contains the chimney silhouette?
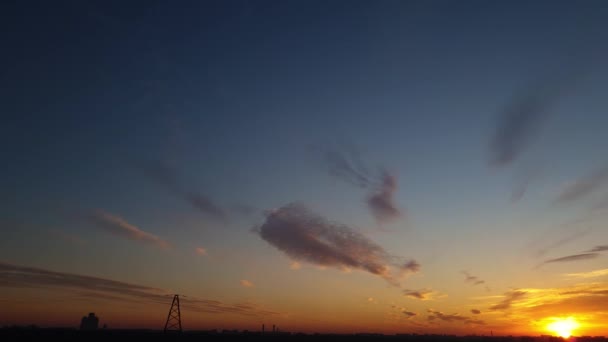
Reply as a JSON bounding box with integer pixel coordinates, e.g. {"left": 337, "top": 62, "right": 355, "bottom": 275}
{"left": 262, "top": 324, "right": 265, "bottom": 333}
{"left": 272, "top": 324, "right": 275, "bottom": 333}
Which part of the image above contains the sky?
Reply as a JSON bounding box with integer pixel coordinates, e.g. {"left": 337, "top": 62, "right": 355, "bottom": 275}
{"left": 1, "top": 0, "right": 608, "bottom": 336}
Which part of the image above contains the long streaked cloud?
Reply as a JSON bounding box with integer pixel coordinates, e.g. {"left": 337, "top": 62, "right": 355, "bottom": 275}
{"left": 318, "top": 144, "right": 402, "bottom": 224}
{"left": 88, "top": 210, "right": 170, "bottom": 249}
{"left": 403, "top": 289, "right": 444, "bottom": 301}
{"left": 564, "top": 269, "right": 608, "bottom": 279}
{"left": 0, "top": 261, "right": 279, "bottom": 317}
{"left": 254, "top": 203, "right": 418, "bottom": 286}
{"left": 587, "top": 245, "right": 608, "bottom": 253}
{"left": 489, "top": 290, "right": 527, "bottom": 310}
{"left": 482, "top": 283, "right": 608, "bottom": 323}
{"left": 135, "top": 159, "right": 227, "bottom": 220}
{"left": 427, "top": 309, "right": 485, "bottom": 325}
{"left": 462, "top": 271, "right": 485, "bottom": 286}
{"left": 555, "top": 166, "right": 608, "bottom": 204}
{"left": 540, "top": 253, "right": 599, "bottom": 266}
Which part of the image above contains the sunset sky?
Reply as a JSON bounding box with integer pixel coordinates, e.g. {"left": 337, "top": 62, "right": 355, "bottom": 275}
{"left": 2, "top": 0, "right": 608, "bottom": 337}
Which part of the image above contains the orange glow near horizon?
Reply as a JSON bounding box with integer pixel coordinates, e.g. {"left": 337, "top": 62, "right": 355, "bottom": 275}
{"left": 546, "top": 317, "right": 579, "bottom": 338}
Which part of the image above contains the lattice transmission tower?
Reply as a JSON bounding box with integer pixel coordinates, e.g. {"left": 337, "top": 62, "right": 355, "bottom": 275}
{"left": 164, "top": 294, "right": 182, "bottom": 333}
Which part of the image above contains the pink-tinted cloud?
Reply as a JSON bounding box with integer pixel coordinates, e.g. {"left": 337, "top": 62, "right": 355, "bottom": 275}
{"left": 240, "top": 280, "right": 254, "bottom": 288}
{"left": 254, "top": 203, "right": 418, "bottom": 286}
{"left": 195, "top": 247, "right": 207, "bottom": 256}
{"left": 88, "top": 210, "right": 170, "bottom": 249}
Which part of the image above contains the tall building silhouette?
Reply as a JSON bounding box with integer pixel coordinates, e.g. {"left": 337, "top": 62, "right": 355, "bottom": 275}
{"left": 80, "top": 313, "right": 99, "bottom": 331}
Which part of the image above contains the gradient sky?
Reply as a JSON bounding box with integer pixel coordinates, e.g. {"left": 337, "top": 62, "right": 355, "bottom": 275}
{"left": 2, "top": 0, "right": 608, "bottom": 336}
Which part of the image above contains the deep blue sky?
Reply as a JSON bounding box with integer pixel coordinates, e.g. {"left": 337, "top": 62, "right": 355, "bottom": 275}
{"left": 1, "top": 0, "right": 608, "bottom": 333}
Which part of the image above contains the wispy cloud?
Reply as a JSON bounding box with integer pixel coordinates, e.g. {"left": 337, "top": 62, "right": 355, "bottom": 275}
{"left": 540, "top": 253, "right": 599, "bottom": 266}
{"left": 254, "top": 203, "right": 418, "bottom": 286}
{"left": 489, "top": 68, "right": 584, "bottom": 167}
{"left": 462, "top": 271, "right": 485, "bottom": 286}
{"left": 403, "top": 289, "right": 444, "bottom": 301}
{"left": 289, "top": 261, "right": 301, "bottom": 270}
{"left": 185, "top": 193, "right": 226, "bottom": 221}
{"left": 318, "top": 144, "right": 402, "bottom": 224}
{"left": 490, "top": 290, "right": 527, "bottom": 310}
{"left": 555, "top": 166, "right": 608, "bottom": 204}
{"left": 88, "top": 210, "right": 170, "bottom": 249}
{"left": 427, "top": 309, "right": 484, "bottom": 325}
{"left": 321, "top": 143, "right": 373, "bottom": 188}
{"left": 195, "top": 247, "right": 207, "bottom": 256}
{"left": 0, "top": 262, "right": 279, "bottom": 317}
{"left": 534, "top": 225, "right": 592, "bottom": 258}
{"left": 240, "top": 280, "right": 254, "bottom": 288}
{"left": 563, "top": 269, "right": 608, "bottom": 279}
{"left": 367, "top": 172, "right": 401, "bottom": 224}
{"left": 135, "top": 159, "right": 227, "bottom": 220}
{"left": 471, "top": 309, "right": 481, "bottom": 314}
{"left": 47, "top": 230, "right": 86, "bottom": 245}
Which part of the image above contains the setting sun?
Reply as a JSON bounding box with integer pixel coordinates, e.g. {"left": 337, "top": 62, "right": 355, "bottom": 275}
{"left": 547, "top": 317, "right": 579, "bottom": 338}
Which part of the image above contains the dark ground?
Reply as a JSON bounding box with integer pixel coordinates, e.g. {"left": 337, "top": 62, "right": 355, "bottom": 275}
{"left": 2, "top": 327, "right": 605, "bottom": 342}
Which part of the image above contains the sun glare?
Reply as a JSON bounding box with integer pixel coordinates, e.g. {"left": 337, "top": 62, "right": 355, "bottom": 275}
{"left": 546, "top": 317, "right": 579, "bottom": 338}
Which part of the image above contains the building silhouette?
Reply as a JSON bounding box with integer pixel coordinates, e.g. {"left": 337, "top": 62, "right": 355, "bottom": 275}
{"left": 80, "top": 313, "right": 99, "bottom": 331}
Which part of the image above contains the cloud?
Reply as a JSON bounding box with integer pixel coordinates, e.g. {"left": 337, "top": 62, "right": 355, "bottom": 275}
{"left": 555, "top": 166, "right": 608, "bottom": 204}
{"left": 403, "top": 289, "right": 443, "bottom": 301}
{"left": 240, "top": 280, "right": 254, "bottom": 288}
{"left": 534, "top": 224, "right": 592, "bottom": 258}
{"left": 88, "top": 210, "right": 170, "bottom": 249}
{"left": 185, "top": 193, "right": 226, "bottom": 221}
{"left": 135, "top": 159, "right": 227, "bottom": 220}
{"left": 427, "top": 309, "right": 485, "bottom": 325}
{"left": 367, "top": 172, "right": 402, "bottom": 224}
{"left": 490, "top": 290, "right": 527, "bottom": 310}
{"left": 289, "top": 261, "right": 301, "bottom": 270}
{"left": 402, "top": 310, "right": 417, "bottom": 318}
{"left": 402, "top": 260, "right": 421, "bottom": 273}
{"left": 317, "top": 144, "right": 402, "bottom": 224}
{"left": 254, "top": 203, "right": 419, "bottom": 286}
{"left": 462, "top": 271, "right": 485, "bottom": 286}
{"left": 481, "top": 283, "right": 608, "bottom": 322}
{"left": 489, "top": 68, "right": 584, "bottom": 167}
{"left": 47, "top": 230, "right": 86, "bottom": 245}
{"left": 587, "top": 245, "right": 608, "bottom": 253}
{"left": 0, "top": 261, "right": 279, "bottom": 317}
{"left": 320, "top": 143, "right": 373, "bottom": 188}
{"left": 564, "top": 269, "right": 608, "bottom": 279}
{"left": 471, "top": 309, "right": 481, "bottom": 314}
{"left": 540, "top": 253, "right": 599, "bottom": 266}
{"left": 195, "top": 247, "right": 207, "bottom": 256}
